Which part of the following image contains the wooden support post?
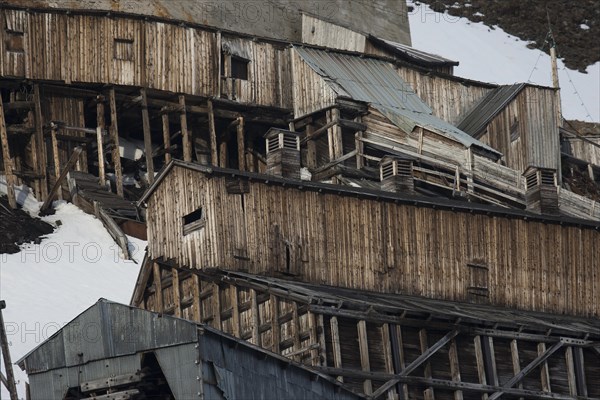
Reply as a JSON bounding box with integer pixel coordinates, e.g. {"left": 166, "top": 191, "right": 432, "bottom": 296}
{"left": 212, "top": 283, "right": 221, "bottom": 329}
{"left": 307, "top": 312, "right": 320, "bottom": 366}
{"left": 208, "top": 100, "right": 218, "bottom": 166}
{"left": 391, "top": 324, "right": 409, "bottom": 400}
{"left": 317, "top": 314, "right": 328, "bottom": 367}
{"left": 510, "top": 340, "right": 524, "bottom": 400}
{"left": 358, "top": 320, "right": 373, "bottom": 395}
{"left": 0, "top": 301, "right": 19, "bottom": 400}
{"left": 565, "top": 347, "right": 577, "bottom": 397}
{"left": 419, "top": 329, "right": 435, "bottom": 400}
{"left": 355, "top": 130, "right": 364, "bottom": 169}
{"left": 331, "top": 108, "right": 343, "bottom": 160}
{"left": 33, "top": 84, "right": 48, "bottom": 200}
{"left": 161, "top": 108, "right": 171, "bottom": 164}
{"left": 250, "top": 289, "right": 261, "bottom": 347}
{"left": 172, "top": 268, "right": 181, "bottom": 318}
{"left": 50, "top": 124, "right": 63, "bottom": 201}
{"left": 219, "top": 140, "right": 228, "bottom": 168}
{"left": 381, "top": 324, "right": 396, "bottom": 400}
{"left": 0, "top": 101, "right": 17, "bottom": 209}
{"left": 236, "top": 117, "right": 245, "bottom": 171}
{"left": 330, "top": 316, "right": 343, "bottom": 383}
{"left": 153, "top": 263, "right": 163, "bottom": 313}
{"left": 230, "top": 285, "right": 240, "bottom": 338}
{"left": 291, "top": 303, "right": 301, "bottom": 359}
{"left": 108, "top": 88, "right": 123, "bottom": 197}
{"left": 76, "top": 99, "right": 87, "bottom": 172}
{"left": 96, "top": 99, "right": 106, "bottom": 187}
{"left": 40, "top": 147, "right": 83, "bottom": 213}
{"left": 573, "top": 347, "right": 587, "bottom": 397}
{"left": 270, "top": 295, "right": 280, "bottom": 354}
{"left": 483, "top": 337, "right": 499, "bottom": 387}
{"left": 537, "top": 343, "right": 551, "bottom": 393}
{"left": 466, "top": 147, "right": 474, "bottom": 195}
{"left": 474, "top": 336, "right": 489, "bottom": 400}
{"left": 192, "top": 274, "right": 201, "bottom": 322}
{"left": 448, "top": 338, "right": 463, "bottom": 400}
{"left": 27, "top": 109, "right": 41, "bottom": 197}
{"left": 140, "top": 89, "right": 154, "bottom": 183}
{"left": 179, "top": 95, "right": 192, "bottom": 162}
{"left": 305, "top": 124, "right": 317, "bottom": 169}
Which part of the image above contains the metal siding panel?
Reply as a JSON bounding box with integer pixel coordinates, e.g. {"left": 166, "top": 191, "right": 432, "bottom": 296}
{"left": 155, "top": 344, "right": 201, "bottom": 400}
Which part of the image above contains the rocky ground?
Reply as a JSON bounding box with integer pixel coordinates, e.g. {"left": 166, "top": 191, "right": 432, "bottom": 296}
{"left": 0, "top": 196, "right": 54, "bottom": 254}
{"left": 411, "top": 0, "right": 599, "bottom": 73}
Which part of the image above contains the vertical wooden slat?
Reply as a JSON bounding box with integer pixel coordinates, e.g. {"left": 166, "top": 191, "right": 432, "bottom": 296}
{"left": 96, "top": 98, "right": 106, "bottom": 186}
{"left": 171, "top": 268, "right": 181, "bottom": 318}
{"left": 50, "top": 125, "right": 62, "bottom": 201}
{"left": 236, "top": 116, "right": 245, "bottom": 171}
{"left": 208, "top": 100, "right": 218, "bottom": 165}
{"left": 270, "top": 295, "right": 280, "bottom": 354}
{"left": 108, "top": 88, "right": 123, "bottom": 197}
{"left": 358, "top": 320, "right": 373, "bottom": 395}
{"left": 140, "top": 88, "right": 154, "bottom": 183}
{"left": 0, "top": 101, "right": 17, "bottom": 209}
{"left": 161, "top": 108, "right": 171, "bottom": 164}
{"left": 179, "top": 94, "right": 192, "bottom": 162}
{"left": 250, "top": 288, "right": 261, "bottom": 346}
{"left": 33, "top": 84, "right": 48, "bottom": 201}
{"left": 330, "top": 316, "right": 343, "bottom": 383}
{"left": 152, "top": 262, "right": 163, "bottom": 313}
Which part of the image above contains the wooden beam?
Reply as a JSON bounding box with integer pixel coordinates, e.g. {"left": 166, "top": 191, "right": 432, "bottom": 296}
{"left": 172, "top": 268, "right": 181, "bottom": 318}
{"left": 474, "top": 336, "right": 489, "bottom": 400}
{"left": 179, "top": 95, "right": 192, "bottom": 162}
{"left": 358, "top": 320, "right": 373, "bottom": 395}
{"left": 372, "top": 330, "right": 459, "bottom": 399}
{"left": 305, "top": 124, "right": 317, "bottom": 169}
{"left": 488, "top": 341, "right": 564, "bottom": 400}
{"left": 108, "top": 88, "right": 123, "bottom": 197}
{"left": 448, "top": 338, "right": 464, "bottom": 400}
{"left": 50, "top": 124, "right": 63, "bottom": 201}
{"left": 307, "top": 312, "right": 320, "bottom": 366}
{"left": 291, "top": 303, "right": 301, "bottom": 359}
{"left": 330, "top": 316, "right": 343, "bottom": 383}
{"left": 250, "top": 288, "right": 261, "bottom": 347}
{"left": 317, "top": 314, "right": 328, "bottom": 367}
{"left": 564, "top": 347, "right": 577, "bottom": 397}
{"left": 237, "top": 117, "right": 246, "bottom": 171}
{"left": 0, "top": 101, "right": 17, "bottom": 209}
{"left": 390, "top": 324, "right": 409, "bottom": 399}
{"left": 192, "top": 274, "right": 201, "bottom": 322}
{"left": 96, "top": 99, "right": 106, "bottom": 187}
{"left": 153, "top": 262, "right": 163, "bottom": 313}
{"left": 0, "top": 301, "right": 19, "bottom": 400}
{"left": 419, "top": 329, "right": 435, "bottom": 400}
{"left": 212, "top": 283, "right": 221, "bottom": 329}
{"left": 231, "top": 285, "right": 240, "bottom": 337}
{"left": 510, "top": 340, "right": 524, "bottom": 400}
{"left": 40, "top": 147, "right": 83, "bottom": 213}
{"left": 219, "top": 140, "right": 228, "bottom": 168}
{"left": 270, "top": 294, "right": 280, "bottom": 354}
{"left": 381, "top": 324, "right": 396, "bottom": 400}
{"left": 76, "top": 99, "right": 88, "bottom": 172}
{"left": 537, "top": 343, "right": 551, "bottom": 393}
{"left": 161, "top": 108, "right": 171, "bottom": 164}
{"left": 483, "top": 337, "right": 499, "bottom": 387}
{"left": 140, "top": 89, "right": 155, "bottom": 183}
{"left": 573, "top": 347, "right": 587, "bottom": 397}
{"left": 208, "top": 100, "right": 218, "bottom": 166}
{"left": 300, "top": 119, "right": 337, "bottom": 144}
{"left": 329, "top": 108, "right": 343, "bottom": 160}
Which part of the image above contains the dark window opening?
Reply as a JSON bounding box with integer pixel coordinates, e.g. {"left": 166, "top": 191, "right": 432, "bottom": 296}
{"left": 5, "top": 31, "right": 24, "bottom": 53}
{"left": 183, "top": 207, "right": 205, "bottom": 235}
{"left": 114, "top": 38, "right": 134, "bottom": 61}
{"left": 231, "top": 56, "right": 249, "bottom": 80}
{"left": 285, "top": 244, "right": 291, "bottom": 273}
{"left": 510, "top": 118, "right": 520, "bottom": 142}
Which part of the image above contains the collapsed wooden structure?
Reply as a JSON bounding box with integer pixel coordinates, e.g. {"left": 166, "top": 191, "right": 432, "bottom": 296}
{"left": 3, "top": 3, "right": 599, "bottom": 400}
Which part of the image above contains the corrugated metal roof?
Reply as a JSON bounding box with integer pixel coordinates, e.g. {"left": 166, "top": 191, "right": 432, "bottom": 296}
{"left": 457, "top": 83, "right": 526, "bottom": 138}
{"left": 294, "top": 46, "right": 501, "bottom": 157}
{"left": 370, "top": 35, "right": 459, "bottom": 67}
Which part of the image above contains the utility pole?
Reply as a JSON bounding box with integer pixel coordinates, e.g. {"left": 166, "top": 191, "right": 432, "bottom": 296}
{"left": 0, "top": 300, "right": 18, "bottom": 400}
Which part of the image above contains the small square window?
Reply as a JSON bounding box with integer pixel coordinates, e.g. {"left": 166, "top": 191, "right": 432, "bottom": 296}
{"left": 182, "top": 207, "right": 205, "bottom": 235}
{"left": 5, "top": 31, "right": 24, "bottom": 53}
{"left": 231, "top": 56, "right": 249, "bottom": 80}
{"left": 114, "top": 38, "right": 134, "bottom": 61}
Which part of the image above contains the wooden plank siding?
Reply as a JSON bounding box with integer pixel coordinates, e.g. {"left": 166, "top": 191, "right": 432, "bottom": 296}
{"left": 145, "top": 165, "right": 600, "bottom": 318}
{"left": 291, "top": 48, "right": 338, "bottom": 117}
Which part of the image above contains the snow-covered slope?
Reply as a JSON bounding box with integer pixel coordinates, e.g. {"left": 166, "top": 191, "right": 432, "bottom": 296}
{"left": 408, "top": 1, "right": 600, "bottom": 122}
{"left": 0, "top": 182, "right": 145, "bottom": 398}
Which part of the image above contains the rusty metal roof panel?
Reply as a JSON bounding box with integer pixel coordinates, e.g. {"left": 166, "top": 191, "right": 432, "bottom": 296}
{"left": 457, "top": 83, "right": 526, "bottom": 138}
{"left": 295, "top": 46, "right": 501, "bottom": 157}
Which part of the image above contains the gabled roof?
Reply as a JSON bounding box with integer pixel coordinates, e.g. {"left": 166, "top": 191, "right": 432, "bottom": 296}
{"left": 294, "top": 46, "right": 502, "bottom": 158}
{"left": 368, "top": 35, "right": 459, "bottom": 68}
{"left": 457, "top": 83, "right": 526, "bottom": 138}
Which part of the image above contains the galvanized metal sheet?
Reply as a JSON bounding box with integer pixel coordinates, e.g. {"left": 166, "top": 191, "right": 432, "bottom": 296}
{"left": 378, "top": 37, "right": 458, "bottom": 66}
{"left": 295, "top": 46, "right": 501, "bottom": 156}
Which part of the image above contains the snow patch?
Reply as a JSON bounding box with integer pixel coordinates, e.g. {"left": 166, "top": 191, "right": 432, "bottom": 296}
{"left": 580, "top": 23, "right": 590, "bottom": 30}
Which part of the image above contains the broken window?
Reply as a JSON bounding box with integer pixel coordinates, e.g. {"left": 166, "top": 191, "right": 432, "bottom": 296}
{"left": 5, "top": 30, "right": 24, "bottom": 53}
{"left": 114, "top": 38, "right": 134, "bottom": 61}
{"left": 231, "top": 56, "right": 249, "bottom": 80}
{"left": 182, "top": 207, "right": 205, "bottom": 235}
